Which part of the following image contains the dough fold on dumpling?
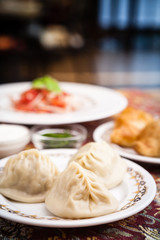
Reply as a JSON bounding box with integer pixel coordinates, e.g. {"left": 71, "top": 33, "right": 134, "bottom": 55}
{"left": 45, "top": 162, "right": 118, "bottom": 219}
{"left": 0, "top": 149, "right": 59, "bottom": 202}
{"left": 69, "top": 141, "right": 127, "bottom": 189}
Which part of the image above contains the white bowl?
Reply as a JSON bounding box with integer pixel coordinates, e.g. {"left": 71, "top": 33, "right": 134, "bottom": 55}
{"left": 0, "top": 124, "right": 31, "bottom": 158}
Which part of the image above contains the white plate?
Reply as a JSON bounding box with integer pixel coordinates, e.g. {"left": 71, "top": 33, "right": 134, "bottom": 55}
{"left": 0, "top": 82, "right": 127, "bottom": 125}
{"left": 0, "top": 149, "right": 156, "bottom": 228}
{"left": 93, "top": 121, "right": 160, "bottom": 164}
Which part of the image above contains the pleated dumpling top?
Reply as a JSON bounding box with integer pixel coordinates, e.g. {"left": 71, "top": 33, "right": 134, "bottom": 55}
{"left": 45, "top": 161, "right": 118, "bottom": 219}
{"left": 0, "top": 149, "right": 59, "bottom": 202}
{"left": 69, "top": 141, "right": 127, "bottom": 189}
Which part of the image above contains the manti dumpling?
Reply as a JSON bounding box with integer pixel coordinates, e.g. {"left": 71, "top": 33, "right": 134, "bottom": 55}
{"left": 69, "top": 141, "right": 127, "bottom": 189}
{"left": 110, "top": 107, "right": 154, "bottom": 147}
{"left": 45, "top": 161, "right": 118, "bottom": 219}
{"left": 134, "top": 119, "right": 160, "bottom": 157}
{"left": 0, "top": 149, "right": 59, "bottom": 202}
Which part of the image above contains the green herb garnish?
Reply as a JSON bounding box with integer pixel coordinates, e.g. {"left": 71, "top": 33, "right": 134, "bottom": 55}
{"left": 32, "top": 75, "right": 61, "bottom": 93}
{"left": 42, "top": 132, "right": 73, "bottom": 138}
{"left": 41, "top": 132, "right": 76, "bottom": 148}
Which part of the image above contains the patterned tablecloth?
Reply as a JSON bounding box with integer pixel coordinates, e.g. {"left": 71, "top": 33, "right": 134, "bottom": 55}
{"left": 0, "top": 89, "right": 160, "bottom": 240}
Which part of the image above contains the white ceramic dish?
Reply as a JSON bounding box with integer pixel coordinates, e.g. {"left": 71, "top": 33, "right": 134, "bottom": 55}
{"left": 0, "top": 124, "right": 30, "bottom": 158}
{"left": 93, "top": 121, "right": 160, "bottom": 164}
{"left": 0, "top": 82, "right": 127, "bottom": 125}
{"left": 0, "top": 149, "right": 156, "bottom": 228}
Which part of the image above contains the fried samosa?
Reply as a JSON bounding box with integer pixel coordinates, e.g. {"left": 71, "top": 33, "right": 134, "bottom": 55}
{"left": 134, "top": 119, "right": 160, "bottom": 157}
{"left": 110, "top": 107, "right": 154, "bottom": 147}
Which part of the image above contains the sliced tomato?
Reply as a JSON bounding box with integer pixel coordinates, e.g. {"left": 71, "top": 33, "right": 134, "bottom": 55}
{"left": 14, "top": 88, "right": 70, "bottom": 112}
{"left": 14, "top": 103, "right": 35, "bottom": 112}
{"left": 41, "top": 89, "right": 50, "bottom": 98}
{"left": 20, "top": 88, "right": 40, "bottom": 104}
{"left": 50, "top": 95, "right": 67, "bottom": 108}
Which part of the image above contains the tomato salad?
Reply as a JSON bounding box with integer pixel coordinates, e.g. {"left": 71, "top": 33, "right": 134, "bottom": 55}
{"left": 13, "top": 76, "right": 80, "bottom": 113}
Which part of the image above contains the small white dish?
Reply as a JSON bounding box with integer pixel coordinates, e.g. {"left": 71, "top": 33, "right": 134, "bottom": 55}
{"left": 0, "top": 149, "right": 156, "bottom": 228}
{"left": 0, "top": 124, "right": 30, "bottom": 158}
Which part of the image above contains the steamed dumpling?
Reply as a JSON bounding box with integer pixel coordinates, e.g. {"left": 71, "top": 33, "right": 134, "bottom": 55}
{"left": 45, "top": 161, "right": 118, "bottom": 219}
{"left": 0, "top": 149, "right": 59, "bottom": 202}
{"left": 69, "top": 142, "right": 127, "bottom": 189}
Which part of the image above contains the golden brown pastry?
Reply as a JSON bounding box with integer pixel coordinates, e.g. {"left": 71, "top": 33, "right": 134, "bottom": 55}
{"left": 110, "top": 107, "right": 154, "bottom": 147}
{"left": 134, "top": 119, "right": 160, "bottom": 157}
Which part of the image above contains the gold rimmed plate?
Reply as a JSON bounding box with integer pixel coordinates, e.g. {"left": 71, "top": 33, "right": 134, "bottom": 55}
{"left": 0, "top": 149, "right": 156, "bottom": 228}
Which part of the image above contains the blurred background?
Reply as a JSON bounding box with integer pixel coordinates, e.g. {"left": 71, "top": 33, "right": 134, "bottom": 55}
{"left": 0, "top": 0, "right": 160, "bottom": 88}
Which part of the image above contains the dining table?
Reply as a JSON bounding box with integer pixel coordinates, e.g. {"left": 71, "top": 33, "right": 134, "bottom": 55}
{"left": 0, "top": 87, "right": 160, "bottom": 240}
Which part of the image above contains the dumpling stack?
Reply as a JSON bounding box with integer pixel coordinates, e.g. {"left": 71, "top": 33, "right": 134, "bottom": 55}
{"left": 0, "top": 149, "right": 59, "bottom": 202}
{"left": 0, "top": 142, "right": 127, "bottom": 219}
{"left": 45, "top": 142, "right": 127, "bottom": 219}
